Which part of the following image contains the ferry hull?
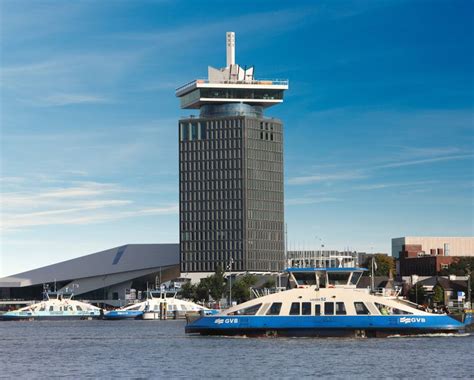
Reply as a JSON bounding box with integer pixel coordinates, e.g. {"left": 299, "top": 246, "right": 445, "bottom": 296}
{"left": 185, "top": 314, "right": 471, "bottom": 337}
{"left": 185, "top": 326, "right": 462, "bottom": 337}
{"left": 102, "top": 310, "right": 143, "bottom": 320}
{"left": 1, "top": 314, "right": 100, "bottom": 321}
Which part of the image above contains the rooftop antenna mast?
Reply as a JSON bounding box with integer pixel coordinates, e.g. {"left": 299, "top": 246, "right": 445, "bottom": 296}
{"left": 226, "top": 31, "right": 235, "bottom": 67}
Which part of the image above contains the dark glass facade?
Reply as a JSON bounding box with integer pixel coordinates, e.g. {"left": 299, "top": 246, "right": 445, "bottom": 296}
{"left": 179, "top": 115, "right": 285, "bottom": 272}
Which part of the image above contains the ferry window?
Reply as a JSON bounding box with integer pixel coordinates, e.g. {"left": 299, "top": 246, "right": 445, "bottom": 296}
{"left": 49, "top": 306, "right": 54, "bottom": 312}
{"left": 319, "top": 274, "right": 326, "bottom": 288}
{"left": 327, "top": 272, "right": 350, "bottom": 286}
{"left": 266, "top": 302, "right": 282, "bottom": 315}
{"left": 293, "top": 272, "right": 317, "bottom": 286}
{"left": 374, "top": 302, "right": 412, "bottom": 315}
{"left": 392, "top": 308, "right": 412, "bottom": 315}
{"left": 233, "top": 303, "right": 262, "bottom": 316}
{"left": 315, "top": 304, "right": 321, "bottom": 316}
{"left": 324, "top": 302, "right": 334, "bottom": 315}
{"left": 354, "top": 302, "right": 370, "bottom": 315}
{"left": 76, "top": 306, "right": 83, "bottom": 311}
{"left": 302, "top": 302, "right": 311, "bottom": 315}
{"left": 335, "top": 302, "right": 347, "bottom": 315}
{"left": 350, "top": 272, "right": 362, "bottom": 285}
{"left": 289, "top": 302, "right": 300, "bottom": 315}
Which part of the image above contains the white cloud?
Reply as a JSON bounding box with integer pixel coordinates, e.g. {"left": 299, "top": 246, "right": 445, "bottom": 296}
{"left": 287, "top": 172, "right": 366, "bottom": 185}
{"left": 40, "top": 93, "right": 111, "bottom": 106}
{"left": 0, "top": 179, "right": 176, "bottom": 231}
{"left": 286, "top": 197, "right": 339, "bottom": 206}
{"left": 374, "top": 154, "right": 474, "bottom": 169}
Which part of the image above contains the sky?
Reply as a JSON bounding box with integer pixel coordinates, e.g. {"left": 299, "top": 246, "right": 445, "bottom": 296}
{"left": 0, "top": 0, "right": 473, "bottom": 277}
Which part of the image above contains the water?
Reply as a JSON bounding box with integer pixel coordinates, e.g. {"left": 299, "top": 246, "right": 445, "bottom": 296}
{"left": 1, "top": 320, "right": 473, "bottom": 379}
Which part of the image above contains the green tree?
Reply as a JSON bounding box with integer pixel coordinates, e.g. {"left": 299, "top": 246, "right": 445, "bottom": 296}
{"left": 194, "top": 278, "right": 211, "bottom": 303}
{"left": 432, "top": 284, "right": 444, "bottom": 305}
{"left": 262, "top": 277, "right": 276, "bottom": 289}
{"left": 408, "top": 283, "right": 426, "bottom": 304}
{"left": 362, "top": 254, "right": 395, "bottom": 277}
{"left": 180, "top": 281, "right": 196, "bottom": 300}
{"left": 231, "top": 274, "right": 258, "bottom": 304}
{"left": 207, "top": 266, "right": 227, "bottom": 302}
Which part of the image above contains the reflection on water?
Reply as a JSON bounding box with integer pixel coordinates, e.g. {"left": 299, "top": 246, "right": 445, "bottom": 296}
{"left": 1, "top": 320, "right": 473, "bottom": 378}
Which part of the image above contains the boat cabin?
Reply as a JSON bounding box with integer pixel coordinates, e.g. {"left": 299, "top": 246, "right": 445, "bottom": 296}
{"left": 286, "top": 267, "right": 366, "bottom": 289}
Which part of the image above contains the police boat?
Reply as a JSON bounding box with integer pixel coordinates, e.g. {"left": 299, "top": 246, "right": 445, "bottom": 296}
{"left": 185, "top": 267, "right": 472, "bottom": 337}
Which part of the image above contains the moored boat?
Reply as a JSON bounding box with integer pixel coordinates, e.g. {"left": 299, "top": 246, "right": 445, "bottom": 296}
{"left": 104, "top": 288, "right": 213, "bottom": 320}
{"left": 0, "top": 290, "right": 102, "bottom": 321}
{"left": 185, "top": 267, "right": 472, "bottom": 337}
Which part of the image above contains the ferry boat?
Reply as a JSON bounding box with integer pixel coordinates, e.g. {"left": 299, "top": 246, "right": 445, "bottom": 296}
{"left": 104, "top": 289, "right": 214, "bottom": 320}
{"left": 185, "top": 268, "right": 472, "bottom": 337}
{"left": 0, "top": 290, "right": 102, "bottom": 321}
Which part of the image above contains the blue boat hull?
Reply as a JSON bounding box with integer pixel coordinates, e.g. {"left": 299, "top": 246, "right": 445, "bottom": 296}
{"left": 186, "top": 314, "right": 472, "bottom": 337}
{"left": 103, "top": 310, "right": 143, "bottom": 320}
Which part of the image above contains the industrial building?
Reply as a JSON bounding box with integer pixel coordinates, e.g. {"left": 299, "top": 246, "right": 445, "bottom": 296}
{"left": 392, "top": 237, "right": 474, "bottom": 276}
{"left": 176, "top": 32, "right": 288, "bottom": 273}
{"left": 0, "top": 244, "right": 179, "bottom": 305}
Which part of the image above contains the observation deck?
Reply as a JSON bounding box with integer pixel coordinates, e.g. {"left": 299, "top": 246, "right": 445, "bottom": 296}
{"left": 175, "top": 32, "right": 288, "bottom": 110}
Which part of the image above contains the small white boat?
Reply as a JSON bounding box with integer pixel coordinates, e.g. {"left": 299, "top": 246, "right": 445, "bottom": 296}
{"left": 1, "top": 290, "right": 102, "bottom": 321}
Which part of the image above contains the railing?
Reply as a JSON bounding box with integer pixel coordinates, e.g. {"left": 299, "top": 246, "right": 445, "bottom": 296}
{"left": 176, "top": 79, "right": 289, "bottom": 93}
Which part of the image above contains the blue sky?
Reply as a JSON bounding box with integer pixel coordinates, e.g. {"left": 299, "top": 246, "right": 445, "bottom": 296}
{"left": 1, "top": 0, "right": 473, "bottom": 276}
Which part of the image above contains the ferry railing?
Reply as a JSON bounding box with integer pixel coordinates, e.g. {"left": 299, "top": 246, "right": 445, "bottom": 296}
{"left": 372, "top": 287, "right": 402, "bottom": 297}
{"left": 251, "top": 287, "right": 285, "bottom": 299}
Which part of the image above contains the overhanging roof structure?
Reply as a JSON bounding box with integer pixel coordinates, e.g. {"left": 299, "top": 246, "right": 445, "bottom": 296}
{"left": 0, "top": 244, "right": 179, "bottom": 295}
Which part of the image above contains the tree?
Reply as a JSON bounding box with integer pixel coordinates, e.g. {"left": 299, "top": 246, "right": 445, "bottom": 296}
{"left": 432, "top": 284, "right": 444, "bottom": 305}
{"left": 180, "top": 281, "right": 196, "bottom": 300}
{"left": 207, "top": 266, "right": 227, "bottom": 302}
{"left": 194, "top": 278, "right": 211, "bottom": 303}
{"left": 362, "top": 254, "right": 395, "bottom": 277}
{"left": 408, "top": 283, "right": 426, "bottom": 304}
{"left": 262, "top": 277, "right": 276, "bottom": 289}
{"left": 231, "top": 274, "right": 258, "bottom": 304}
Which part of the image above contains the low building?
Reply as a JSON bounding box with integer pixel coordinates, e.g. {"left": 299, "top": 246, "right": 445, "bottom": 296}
{"left": 411, "top": 276, "right": 469, "bottom": 308}
{"left": 0, "top": 244, "right": 180, "bottom": 306}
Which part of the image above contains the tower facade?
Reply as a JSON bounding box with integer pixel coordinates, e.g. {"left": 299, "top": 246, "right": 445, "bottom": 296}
{"left": 176, "top": 32, "right": 288, "bottom": 273}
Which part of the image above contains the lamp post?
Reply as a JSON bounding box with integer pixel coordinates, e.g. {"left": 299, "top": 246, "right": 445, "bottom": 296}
{"left": 228, "top": 258, "right": 234, "bottom": 307}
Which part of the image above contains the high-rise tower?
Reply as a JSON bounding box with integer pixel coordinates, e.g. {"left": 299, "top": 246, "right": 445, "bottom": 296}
{"left": 176, "top": 32, "right": 288, "bottom": 273}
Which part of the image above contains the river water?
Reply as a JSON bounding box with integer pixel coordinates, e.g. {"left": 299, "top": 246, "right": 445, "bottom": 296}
{"left": 0, "top": 320, "right": 472, "bottom": 379}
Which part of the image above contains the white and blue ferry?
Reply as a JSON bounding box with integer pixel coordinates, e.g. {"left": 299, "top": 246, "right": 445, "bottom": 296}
{"left": 103, "top": 288, "right": 214, "bottom": 320}
{"left": 185, "top": 268, "right": 472, "bottom": 337}
{"left": 1, "top": 290, "right": 102, "bottom": 321}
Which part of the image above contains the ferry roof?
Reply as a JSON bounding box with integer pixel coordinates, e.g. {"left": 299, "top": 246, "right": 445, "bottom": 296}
{"left": 286, "top": 267, "right": 368, "bottom": 273}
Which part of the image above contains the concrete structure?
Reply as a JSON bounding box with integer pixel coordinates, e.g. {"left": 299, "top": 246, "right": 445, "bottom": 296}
{"left": 0, "top": 244, "right": 179, "bottom": 305}
{"left": 392, "top": 237, "right": 474, "bottom": 259}
{"left": 176, "top": 32, "right": 288, "bottom": 273}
